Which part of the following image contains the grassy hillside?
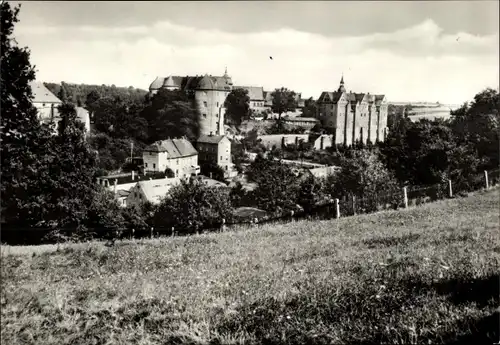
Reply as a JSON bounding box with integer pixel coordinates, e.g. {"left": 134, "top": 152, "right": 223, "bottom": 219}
{"left": 2, "top": 189, "right": 499, "bottom": 344}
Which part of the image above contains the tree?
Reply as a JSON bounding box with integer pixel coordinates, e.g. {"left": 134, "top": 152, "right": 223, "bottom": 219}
{"left": 327, "top": 149, "right": 400, "bottom": 213}
{"left": 298, "top": 174, "right": 327, "bottom": 214}
{"left": 142, "top": 89, "right": 200, "bottom": 143}
{"left": 450, "top": 88, "right": 500, "bottom": 171}
{"left": 248, "top": 156, "right": 300, "bottom": 213}
{"left": 0, "top": 1, "right": 53, "bottom": 227}
{"left": 301, "top": 97, "right": 317, "bottom": 118}
{"left": 271, "top": 87, "right": 298, "bottom": 122}
{"left": 224, "top": 88, "right": 251, "bottom": 127}
{"left": 154, "top": 179, "right": 232, "bottom": 234}
{"left": 200, "top": 162, "right": 226, "bottom": 182}
{"left": 165, "top": 167, "right": 175, "bottom": 178}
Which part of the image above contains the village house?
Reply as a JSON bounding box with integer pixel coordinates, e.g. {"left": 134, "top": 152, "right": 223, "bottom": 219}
{"left": 233, "top": 85, "right": 266, "bottom": 113}
{"left": 29, "top": 81, "right": 91, "bottom": 135}
{"left": 143, "top": 138, "right": 200, "bottom": 177}
{"left": 149, "top": 69, "right": 234, "bottom": 136}
{"left": 126, "top": 178, "right": 181, "bottom": 207}
{"left": 197, "top": 133, "right": 237, "bottom": 177}
{"left": 316, "top": 76, "right": 389, "bottom": 146}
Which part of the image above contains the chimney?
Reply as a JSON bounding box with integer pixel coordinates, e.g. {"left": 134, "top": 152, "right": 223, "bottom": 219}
{"left": 132, "top": 170, "right": 135, "bottom": 180}
{"left": 114, "top": 179, "right": 117, "bottom": 194}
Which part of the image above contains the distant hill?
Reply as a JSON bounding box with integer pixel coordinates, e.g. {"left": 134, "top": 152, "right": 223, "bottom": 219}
{"left": 43, "top": 82, "right": 148, "bottom": 106}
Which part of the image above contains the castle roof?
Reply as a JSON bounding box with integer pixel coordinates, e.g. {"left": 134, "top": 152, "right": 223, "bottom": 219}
{"left": 150, "top": 74, "right": 233, "bottom": 92}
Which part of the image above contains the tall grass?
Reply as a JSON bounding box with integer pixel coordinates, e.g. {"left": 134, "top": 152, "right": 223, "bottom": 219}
{"left": 1, "top": 189, "right": 499, "bottom": 344}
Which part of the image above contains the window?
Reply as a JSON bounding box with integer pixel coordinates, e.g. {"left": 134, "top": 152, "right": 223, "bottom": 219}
{"left": 203, "top": 101, "right": 208, "bottom": 107}
{"left": 220, "top": 156, "right": 222, "bottom": 160}
{"left": 216, "top": 102, "right": 219, "bottom": 107}
{"left": 202, "top": 113, "right": 207, "bottom": 118}
{"left": 215, "top": 113, "right": 218, "bottom": 117}
{"left": 153, "top": 163, "right": 156, "bottom": 169}
{"left": 145, "top": 163, "right": 148, "bottom": 167}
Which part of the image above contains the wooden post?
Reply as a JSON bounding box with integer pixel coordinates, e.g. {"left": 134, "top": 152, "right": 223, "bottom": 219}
{"left": 150, "top": 227, "right": 153, "bottom": 239}
{"left": 485, "top": 170, "right": 489, "bottom": 189}
{"left": 403, "top": 186, "right": 408, "bottom": 209}
{"left": 171, "top": 227, "right": 175, "bottom": 237}
{"left": 334, "top": 198, "right": 340, "bottom": 219}
{"left": 352, "top": 196, "right": 356, "bottom": 215}
{"left": 448, "top": 179, "right": 453, "bottom": 198}
{"left": 221, "top": 218, "right": 226, "bottom": 232}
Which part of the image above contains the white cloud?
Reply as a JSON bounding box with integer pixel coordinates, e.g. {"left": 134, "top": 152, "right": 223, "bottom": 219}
{"left": 13, "top": 19, "right": 499, "bottom": 104}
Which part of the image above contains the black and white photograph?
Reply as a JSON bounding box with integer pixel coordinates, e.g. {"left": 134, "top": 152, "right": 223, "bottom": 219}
{"left": 1, "top": 0, "right": 499, "bottom": 344}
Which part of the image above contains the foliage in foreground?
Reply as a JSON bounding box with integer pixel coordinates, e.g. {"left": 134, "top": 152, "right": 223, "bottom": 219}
{"left": 1, "top": 189, "right": 499, "bottom": 344}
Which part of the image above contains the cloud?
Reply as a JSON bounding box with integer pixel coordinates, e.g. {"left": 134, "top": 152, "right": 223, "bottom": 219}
{"left": 13, "top": 18, "right": 499, "bottom": 104}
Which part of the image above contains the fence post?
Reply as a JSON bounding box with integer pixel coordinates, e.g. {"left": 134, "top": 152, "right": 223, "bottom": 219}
{"left": 150, "top": 227, "right": 153, "bottom": 239}
{"left": 352, "top": 196, "right": 356, "bottom": 215}
{"left": 448, "top": 179, "right": 453, "bottom": 198}
{"left": 334, "top": 198, "right": 340, "bottom": 219}
{"left": 403, "top": 187, "right": 408, "bottom": 209}
{"left": 221, "top": 218, "right": 226, "bottom": 232}
{"left": 171, "top": 227, "right": 175, "bottom": 237}
{"left": 484, "top": 170, "right": 489, "bottom": 189}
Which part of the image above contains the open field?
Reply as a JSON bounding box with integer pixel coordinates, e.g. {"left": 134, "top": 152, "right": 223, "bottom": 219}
{"left": 2, "top": 189, "right": 499, "bottom": 344}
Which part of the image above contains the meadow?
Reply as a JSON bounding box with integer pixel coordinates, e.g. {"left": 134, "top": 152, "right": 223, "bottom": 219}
{"left": 2, "top": 188, "right": 499, "bottom": 344}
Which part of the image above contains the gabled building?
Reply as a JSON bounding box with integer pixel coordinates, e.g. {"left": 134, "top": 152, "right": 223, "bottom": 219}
{"left": 149, "top": 69, "right": 233, "bottom": 136}
{"left": 316, "top": 76, "right": 389, "bottom": 146}
{"left": 197, "top": 134, "right": 237, "bottom": 177}
{"left": 29, "top": 81, "right": 91, "bottom": 136}
{"left": 143, "top": 138, "right": 200, "bottom": 178}
{"left": 126, "top": 178, "right": 182, "bottom": 207}
{"left": 233, "top": 86, "right": 266, "bottom": 113}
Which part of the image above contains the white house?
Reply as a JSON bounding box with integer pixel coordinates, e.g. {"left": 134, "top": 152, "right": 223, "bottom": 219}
{"left": 143, "top": 138, "right": 200, "bottom": 177}
{"left": 126, "top": 178, "right": 182, "bottom": 206}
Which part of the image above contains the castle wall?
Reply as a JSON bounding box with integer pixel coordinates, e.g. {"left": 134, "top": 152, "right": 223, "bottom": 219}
{"left": 195, "top": 89, "right": 228, "bottom": 135}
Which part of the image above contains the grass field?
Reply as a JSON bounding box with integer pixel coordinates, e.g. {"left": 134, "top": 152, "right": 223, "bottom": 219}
{"left": 2, "top": 189, "right": 499, "bottom": 344}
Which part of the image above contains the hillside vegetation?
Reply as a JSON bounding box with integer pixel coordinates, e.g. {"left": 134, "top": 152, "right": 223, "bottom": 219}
{"left": 2, "top": 189, "right": 499, "bottom": 344}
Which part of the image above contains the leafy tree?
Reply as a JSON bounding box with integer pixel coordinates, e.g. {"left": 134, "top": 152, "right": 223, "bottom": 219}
{"left": 165, "top": 167, "right": 175, "bottom": 178}
{"left": 450, "top": 88, "right": 499, "bottom": 170}
{"left": 327, "top": 149, "right": 400, "bottom": 212}
{"left": 301, "top": 97, "right": 318, "bottom": 118}
{"left": 298, "top": 174, "right": 327, "bottom": 214}
{"left": 224, "top": 88, "right": 251, "bottom": 127}
{"left": 154, "top": 179, "right": 232, "bottom": 234}
{"left": 248, "top": 156, "right": 300, "bottom": 213}
{"left": 200, "top": 162, "right": 226, "bottom": 182}
{"left": 0, "top": 1, "right": 53, "bottom": 227}
{"left": 271, "top": 87, "right": 298, "bottom": 122}
{"left": 142, "top": 89, "right": 200, "bottom": 143}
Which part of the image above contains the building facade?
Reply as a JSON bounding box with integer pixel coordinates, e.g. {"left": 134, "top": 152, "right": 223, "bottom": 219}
{"left": 196, "top": 134, "right": 237, "bottom": 177}
{"left": 29, "top": 81, "right": 91, "bottom": 135}
{"left": 316, "top": 77, "right": 389, "bottom": 146}
{"left": 149, "top": 70, "right": 233, "bottom": 136}
{"left": 143, "top": 138, "right": 200, "bottom": 178}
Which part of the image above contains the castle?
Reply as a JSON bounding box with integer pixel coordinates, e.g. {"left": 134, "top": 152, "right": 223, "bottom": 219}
{"left": 149, "top": 69, "right": 234, "bottom": 136}
{"left": 316, "top": 77, "right": 389, "bottom": 146}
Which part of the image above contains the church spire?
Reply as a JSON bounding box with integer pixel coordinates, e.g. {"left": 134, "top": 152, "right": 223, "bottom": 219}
{"left": 338, "top": 73, "right": 346, "bottom": 93}
{"left": 223, "top": 66, "right": 229, "bottom": 77}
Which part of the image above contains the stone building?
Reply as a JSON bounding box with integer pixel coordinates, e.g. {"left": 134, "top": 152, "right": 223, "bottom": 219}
{"left": 196, "top": 134, "right": 237, "bottom": 177}
{"left": 316, "top": 76, "right": 389, "bottom": 146}
{"left": 143, "top": 138, "right": 200, "bottom": 177}
{"left": 29, "top": 81, "right": 91, "bottom": 135}
{"left": 149, "top": 69, "right": 233, "bottom": 136}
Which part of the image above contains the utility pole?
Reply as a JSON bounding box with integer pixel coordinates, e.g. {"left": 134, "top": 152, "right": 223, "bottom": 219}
{"left": 130, "top": 141, "right": 134, "bottom": 161}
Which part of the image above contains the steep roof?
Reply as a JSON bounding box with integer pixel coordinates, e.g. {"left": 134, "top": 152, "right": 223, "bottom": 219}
{"left": 234, "top": 86, "right": 265, "bottom": 101}
{"left": 318, "top": 91, "right": 343, "bottom": 103}
{"left": 197, "top": 134, "right": 226, "bottom": 144}
{"left": 137, "top": 178, "right": 181, "bottom": 204}
{"left": 144, "top": 138, "right": 198, "bottom": 157}
{"left": 29, "top": 81, "right": 62, "bottom": 104}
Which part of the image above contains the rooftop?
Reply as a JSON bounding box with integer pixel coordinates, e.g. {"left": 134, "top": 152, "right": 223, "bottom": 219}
{"left": 144, "top": 138, "right": 198, "bottom": 157}
{"left": 30, "top": 81, "right": 62, "bottom": 104}
{"left": 197, "top": 134, "right": 227, "bottom": 144}
{"left": 138, "top": 178, "right": 182, "bottom": 204}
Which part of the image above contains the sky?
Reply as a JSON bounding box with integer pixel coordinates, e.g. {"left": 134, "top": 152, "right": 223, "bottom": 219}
{"left": 12, "top": 1, "right": 500, "bottom": 105}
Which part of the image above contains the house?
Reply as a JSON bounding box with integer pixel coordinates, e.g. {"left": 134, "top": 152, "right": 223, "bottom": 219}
{"left": 196, "top": 133, "right": 237, "bottom": 177}
{"left": 233, "top": 86, "right": 266, "bottom": 113}
{"left": 143, "top": 138, "right": 200, "bottom": 178}
{"left": 316, "top": 76, "right": 389, "bottom": 146}
{"left": 149, "top": 69, "right": 233, "bottom": 136}
{"left": 126, "top": 178, "right": 182, "bottom": 207}
{"left": 29, "top": 81, "right": 91, "bottom": 135}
